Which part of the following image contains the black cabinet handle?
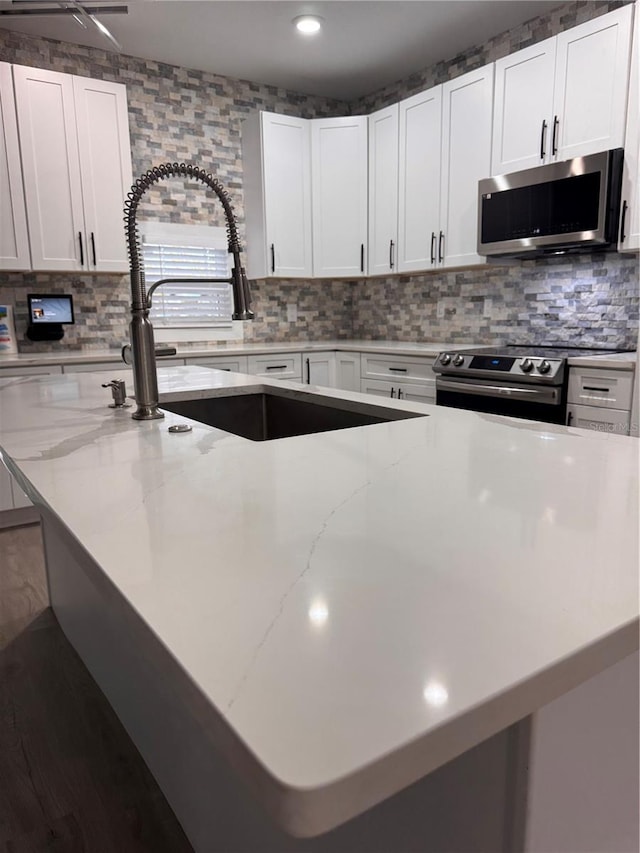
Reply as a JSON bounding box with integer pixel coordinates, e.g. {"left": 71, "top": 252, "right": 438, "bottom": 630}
{"left": 552, "top": 115, "right": 559, "bottom": 155}
{"left": 78, "top": 232, "right": 84, "bottom": 266}
{"left": 430, "top": 232, "right": 436, "bottom": 264}
{"left": 620, "top": 200, "right": 628, "bottom": 243}
{"left": 397, "top": 387, "right": 404, "bottom": 400}
{"left": 438, "top": 230, "right": 444, "bottom": 263}
{"left": 360, "top": 243, "right": 364, "bottom": 273}
{"left": 389, "top": 239, "right": 395, "bottom": 269}
{"left": 270, "top": 243, "right": 275, "bottom": 273}
{"left": 90, "top": 232, "right": 96, "bottom": 266}
{"left": 265, "top": 364, "right": 287, "bottom": 371}
{"left": 540, "top": 119, "right": 547, "bottom": 159}
{"left": 583, "top": 386, "right": 609, "bottom": 393}
{"left": 567, "top": 411, "right": 573, "bottom": 426}
{"left": 388, "top": 367, "right": 407, "bottom": 373}
{"left": 390, "top": 387, "right": 395, "bottom": 398}
{"left": 306, "top": 357, "right": 310, "bottom": 384}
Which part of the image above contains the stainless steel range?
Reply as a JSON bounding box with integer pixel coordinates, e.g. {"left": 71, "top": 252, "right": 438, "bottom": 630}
{"left": 433, "top": 345, "right": 626, "bottom": 424}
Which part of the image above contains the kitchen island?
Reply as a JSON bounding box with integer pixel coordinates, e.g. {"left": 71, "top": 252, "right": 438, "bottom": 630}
{"left": 0, "top": 366, "right": 638, "bottom": 852}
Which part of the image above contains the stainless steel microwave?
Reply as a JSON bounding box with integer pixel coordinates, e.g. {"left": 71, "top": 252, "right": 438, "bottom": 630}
{"left": 477, "top": 149, "right": 624, "bottom": 258}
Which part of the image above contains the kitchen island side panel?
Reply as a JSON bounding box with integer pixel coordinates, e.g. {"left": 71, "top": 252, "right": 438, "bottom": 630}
{"left": 40, "top": 507, "right": 518, "bottom": 852}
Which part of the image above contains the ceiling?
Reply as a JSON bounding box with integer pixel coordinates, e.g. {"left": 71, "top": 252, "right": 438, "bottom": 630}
{"left": 0, "top": 0, "right": 560, "bottom": 100}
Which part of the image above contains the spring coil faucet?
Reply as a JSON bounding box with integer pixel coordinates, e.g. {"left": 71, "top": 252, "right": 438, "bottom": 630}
{"left": 124, "top": 162, "right": 254, "bottom": 420}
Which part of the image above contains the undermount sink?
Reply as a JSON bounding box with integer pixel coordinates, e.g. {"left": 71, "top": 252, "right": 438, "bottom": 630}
{"left": 160, "top": 388, "right": 426, "bottom": 441}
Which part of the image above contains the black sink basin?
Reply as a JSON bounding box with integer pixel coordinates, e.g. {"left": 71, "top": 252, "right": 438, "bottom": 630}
{"left": 160, "top": 389, "right": 425, "bottom": 441}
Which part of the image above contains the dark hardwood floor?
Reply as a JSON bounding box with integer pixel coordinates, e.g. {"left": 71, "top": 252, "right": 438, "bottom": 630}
{"left": 0, "top": 523, "right": 194, "bottom": 853}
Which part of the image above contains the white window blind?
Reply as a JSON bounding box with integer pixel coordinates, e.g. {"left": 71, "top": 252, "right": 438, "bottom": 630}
{"left": 141, "top": 223, "right": 232, "bottom": 327}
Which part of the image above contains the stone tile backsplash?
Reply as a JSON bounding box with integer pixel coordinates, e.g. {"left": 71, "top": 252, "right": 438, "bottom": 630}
{"left": 0, "top": 0, "right": 638, "bottom": 354}
{"left": 351, "top": 253, "right": 639, "bottom": 350}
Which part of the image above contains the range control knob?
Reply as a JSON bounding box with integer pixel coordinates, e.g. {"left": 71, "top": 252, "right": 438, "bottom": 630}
{"left": 520, "top": 358, "right": 534, "bottom": 373}
{"left": 439, "top": 353, "right": 452, "bottom": 366}
{"left": 538, "top": 360, "right": 552, "bottom": 374}
{"left": 453, "top": 354, "right": 465, "bottom": 367}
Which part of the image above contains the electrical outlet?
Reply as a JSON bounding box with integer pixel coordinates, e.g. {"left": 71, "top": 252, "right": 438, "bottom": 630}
{"left": 483, "top": 297, "right": 492, "bottom": 318}
{"left": 436, "top": 300, "right": 445, "bottom": 320}
{"left": 286, "top": 303, "right": 298, "bottom": 323}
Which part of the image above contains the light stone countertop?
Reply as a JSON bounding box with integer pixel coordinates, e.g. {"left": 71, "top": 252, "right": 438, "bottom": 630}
{"left": 0, "top": 366, "right": 638, "bottom": 835}
{"left": 0, "top": 339, "right": 635, "bottom": 369}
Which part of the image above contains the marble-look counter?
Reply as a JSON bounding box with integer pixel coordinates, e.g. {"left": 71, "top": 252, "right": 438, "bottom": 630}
{"left": 0, "top": 339, "right": 636, "bottom": 370}
{"left": 0, "top": 367, "right": 638, "bottom": 842}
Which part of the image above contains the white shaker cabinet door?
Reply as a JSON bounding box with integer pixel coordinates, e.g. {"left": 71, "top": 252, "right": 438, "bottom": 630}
{"left": 368, "top": 103, "right": 399, "bottom": 276}
{"left": 553, "top": 4, "right": 633, "bottom": 161}
{"left": 311, "top": 116, "right": 368, "bottom": 277}
{"left": 619, "top": 4, "right": 640, "bottom": 253}
{"left": 491, "top": 38, "right": 556, "bottom": 175}
{"left": 397, "top": 85, "right": 442, "bottom": 273}
{"left": 304, "top": 352, "right": 336, "bottom": 388}
{"left": 0, "top": 63, "right": 30, "bottom": 271}
{"left": 335, "top": 352, "right": 361, "bottom": 392}
{"left": 13, "top": 64, "right": 86, "bottom": 272}
{"left": 73, "top": 75, "right": 132, "bottom": 272}
{"left": 263, "top": 113, "right": 313, "bottom": 278}
{"left": 440, "top": 64, "right": 493, "bottom": 269}
{"left": 247, "top": 111, "right": 314, "bottom": 279}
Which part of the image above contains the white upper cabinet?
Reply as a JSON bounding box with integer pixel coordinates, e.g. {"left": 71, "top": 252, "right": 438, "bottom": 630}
{"left": 492, "top": 6, "right": 633, "bottom": 175}
{"left": 440, "top": 63, "right": 494, "bottom": 268}
{"left": 311, "top": 116, "right": 368, "bottom": 277}
{"left": 73, "top": 75, "right": 133, "bottom": 272}
{"left": 0, "top": 63, "right": 30, "bottom": 271}
{"left": 368, "top": 103, "right": 399, "bottom": 276}
{"left": 13, "top": 65, "right": 85, "bottom": 272}
{"left": 619, "top": 3, "right": 639, "bottom": 253}
{"left": 12, "top": 64, "right": 132, "bottom": 273}
{"left": 554, "top": 5, "right": 633, "bottom": 161}
{"left": 242, "top": 111, "right": 313, "bottom": 278}
{"left": 492, "top": 38, "right": 556, "bottom": 175}
{"left": 397, "top": 86, "right": 442, "bottom": 273}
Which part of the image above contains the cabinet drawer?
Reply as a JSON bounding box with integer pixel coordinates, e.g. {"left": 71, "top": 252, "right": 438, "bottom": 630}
{"left": 568, "top": 368, "right": 634, "bottom": 410}
{"left": 361, "top": 354, "right": 436, "bottom": 386}
{"left": 247, "top": 353, "right": 302, "bottom": 382}
{"left": 361, "top": 378, "right": 434, "bottom": 403}
{"left": 185, "top": 356, "right": 249, "bottom": 373}
{"left": 567, "top": 404, "right": 630, "bottom": 435}
{"left": 0, "top": 365, "right": 62, "bottom": 376}
{"left": 63, "top": 361, "right": 128, "bottom": 373}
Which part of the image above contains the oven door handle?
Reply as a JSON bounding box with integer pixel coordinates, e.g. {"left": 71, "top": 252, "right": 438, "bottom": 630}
{"left": 436, "top": 378, "right": 561, "bottom": 405}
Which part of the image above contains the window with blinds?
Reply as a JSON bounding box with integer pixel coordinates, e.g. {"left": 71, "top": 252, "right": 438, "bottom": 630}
{"left": 140, "top": 223, "right": 232, "bottom": 327}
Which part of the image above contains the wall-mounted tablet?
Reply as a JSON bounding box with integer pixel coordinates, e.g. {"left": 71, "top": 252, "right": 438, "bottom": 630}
{"left": 28, "top": 294, "right": 75, "bottom": 325}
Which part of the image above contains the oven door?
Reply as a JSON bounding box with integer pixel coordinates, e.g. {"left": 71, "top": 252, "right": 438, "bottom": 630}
{"left": 436, "top": 377, "right": 566, "bottom": 424}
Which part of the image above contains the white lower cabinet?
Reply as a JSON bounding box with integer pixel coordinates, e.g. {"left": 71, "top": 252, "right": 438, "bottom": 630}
{"left": 566, "top": 403, "right": 630, "bottom": 435}
{"left": 335, "top": 353, "right": 361, "bottom": 392}
{"left": 568, "top": 367, "right": 634, "bottom": 411}
{"left": 567, "top": 366, "right": 635, "bottom": 436}
{"left": 303, "top": 352, "right": 336, "bottom": 388}
{"left": 0, "top": 365, "right": 63, "bottom": 377}
{"left": 361, "top": 378, "right": 434, "bottom": 404}
{"left": 185, "top": 356, "right": 249, "bottom": 373}
{"left": 247, "top": 353, "right": 302, "bottom": 382}
{"left": 0, "top": 464, "right": 13, "bottom": 512}
{"left": 0, "top": 462, "right": 32, "bottom": 512}
{"left": 359, "top": 353, "right": 436, "bottom": 402}
{"left": 63, "top": 361, "right": 130, "bottom": 373}
{"left": 361, "top": 353, "right": 436, "bottom": 386}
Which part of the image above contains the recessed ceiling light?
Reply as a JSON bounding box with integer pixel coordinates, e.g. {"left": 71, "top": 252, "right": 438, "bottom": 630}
{"left": 293, "top": 15, "right": 323, "bottom": 35}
